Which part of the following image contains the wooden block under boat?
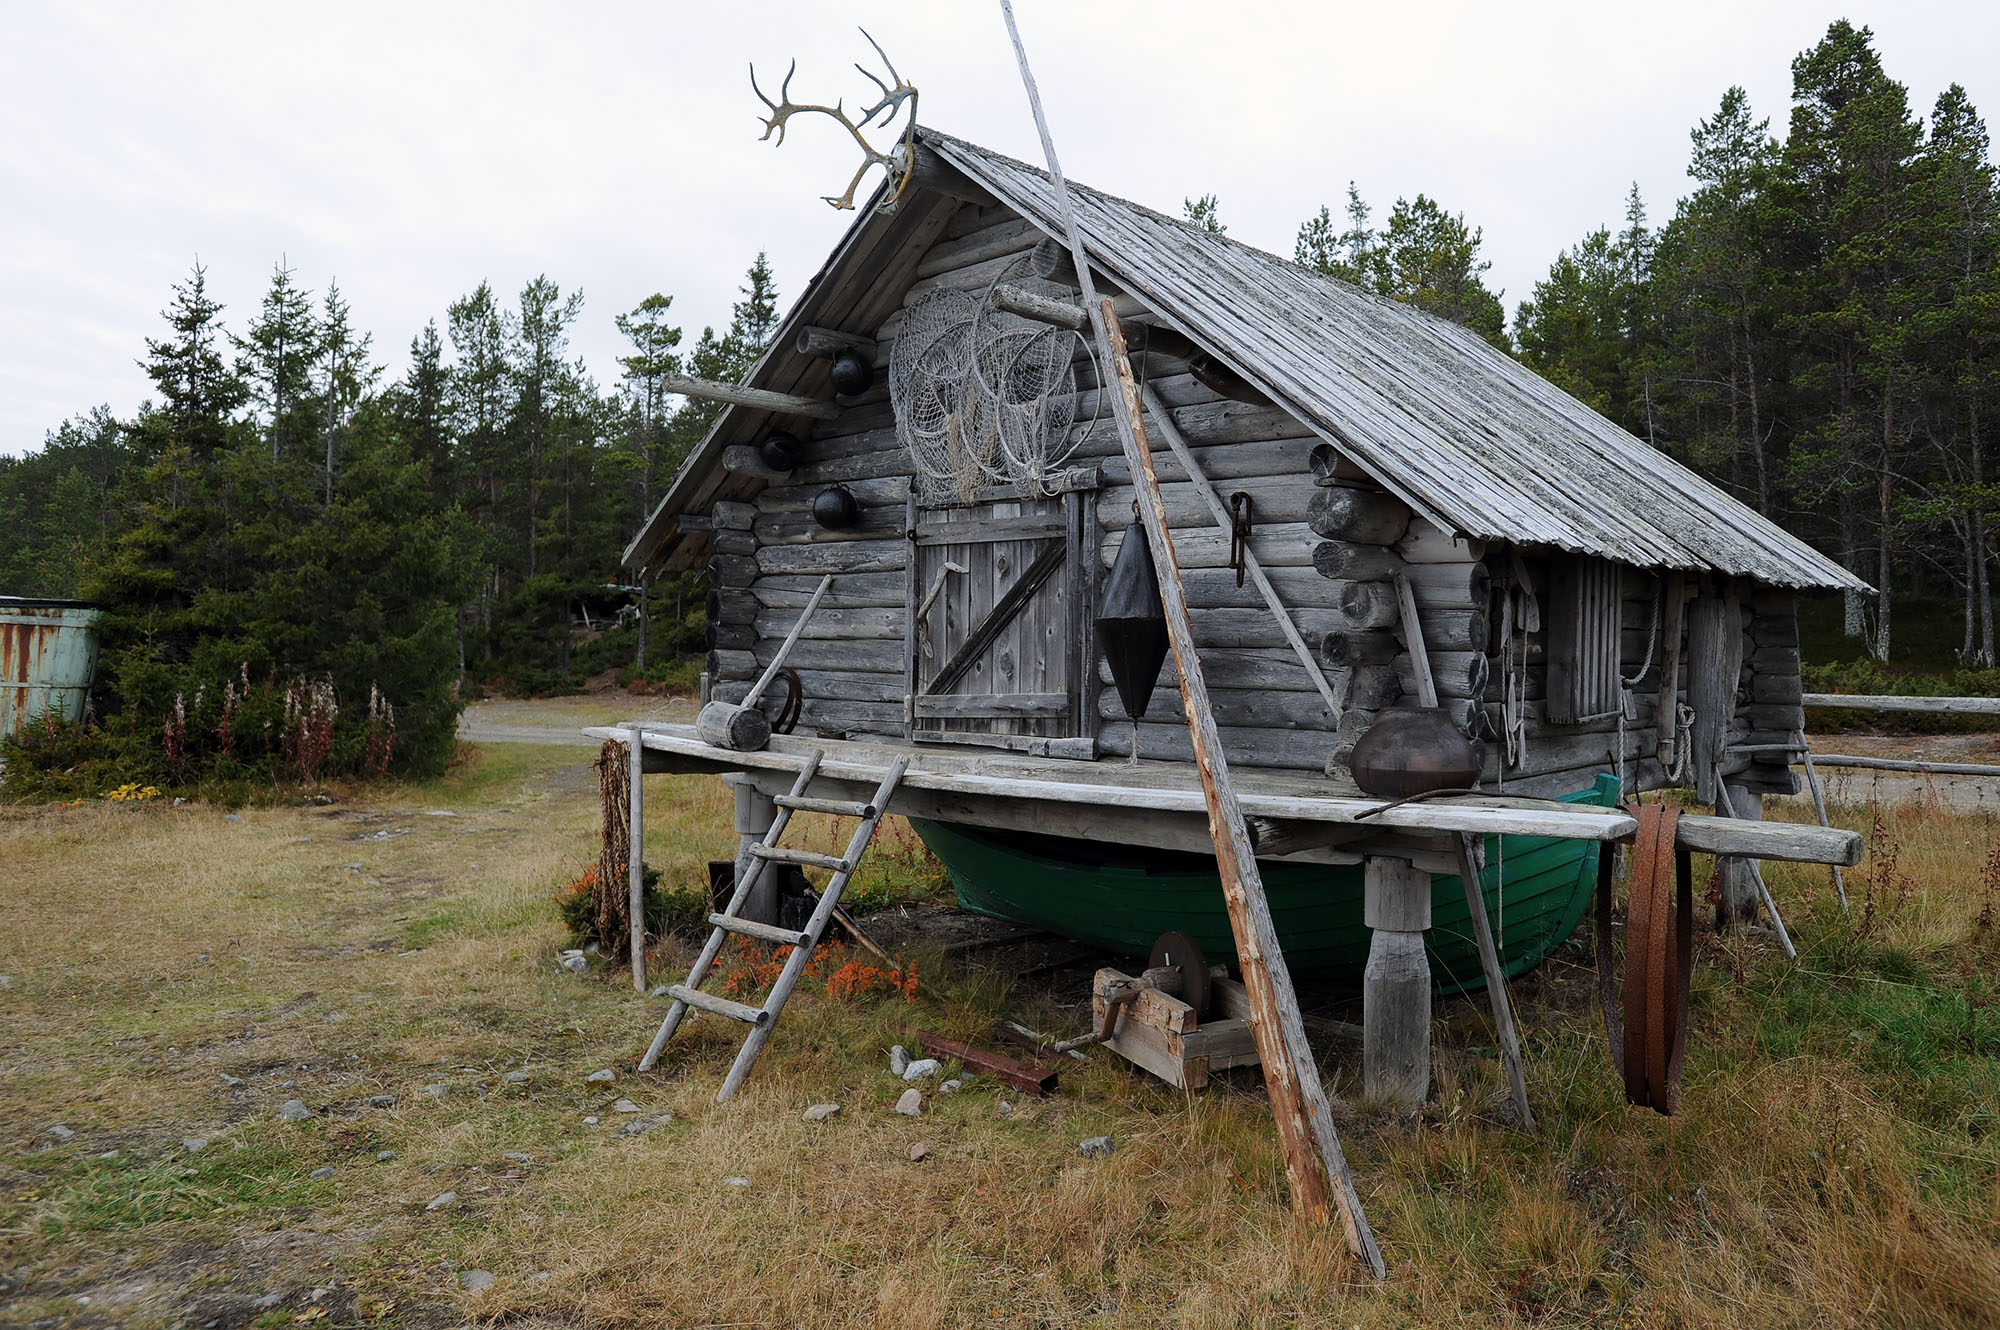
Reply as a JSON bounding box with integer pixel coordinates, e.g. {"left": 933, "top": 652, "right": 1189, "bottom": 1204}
{"left": 1091, "top": 967, "right": 1261, "bottom": 1090}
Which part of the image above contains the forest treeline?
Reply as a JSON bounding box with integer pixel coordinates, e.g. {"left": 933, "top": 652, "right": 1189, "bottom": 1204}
{"left": 1, "top": 19, "right": 1993, "bottom": 789}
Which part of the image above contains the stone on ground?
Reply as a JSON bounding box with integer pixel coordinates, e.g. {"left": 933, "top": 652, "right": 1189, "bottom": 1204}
{"left": 310, "top": 1166, "right": 336, "bottom": 1180}
{"left": 909, "top": 1141, "right": 931, "bottom": 1163}
{"left": 218, "top": 1072, "right": 245, "bottom": 1087}
{"left": 182, "top": 1138, "right": 208, "bottom": 1153}
{"left": 902, "top": 1058, "right": 940, "bottom": 1082}
{"left": 367, "top": 1094, "right": 397, "bottom": 1108}
{"left": 585, "top": 1068, "right": 617, "bottom": 1083}
{"left": 376, "top": 1150, "right": 397, "bottom": 1162}
{"left": 724, "top": 1176, "right": 751, "bottom": 1187}
{"left": 1079, "top": 1136, "right": 1115, "bottom": 1159}
{"left": 894, "top": 1089, "right": 923, "bottom": 1116}
{"left": 802, "top": 1103, "right": 841, "bottom": 1122}
{"left": 888, "top": 1045, "right": 909, "bottom": 1075}
{"left": 619, "top": 1115, "right": 670, "bottom": 1137}
{"left": 424, "top": 1190, "right": 457, "bottom": 1211}
{"left": 613, "top": 1099, "right": 640, "bottom": 1113}
{"left": 422, "top": 1082, "right": 449, "bottom": 1097}
{"left": 503, "top": 1071, "right": 531, "bottom": 1083}
{"left": 46, "top": 1124, "right": 75, "bottom": 1142}
{"left": 460, "top": 1270, "right": 496, "bottom": 1292}
{"left": 276, "top": 1100, "right": 312, "bottom": 1123}
{"left": 503, "top": 1151, "right": 532, "bottom": 1163}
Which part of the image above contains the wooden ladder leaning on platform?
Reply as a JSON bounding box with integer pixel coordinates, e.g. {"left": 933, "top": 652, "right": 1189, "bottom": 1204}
{"left": 637, "top": 748, "right": 912, "bottom": 1101}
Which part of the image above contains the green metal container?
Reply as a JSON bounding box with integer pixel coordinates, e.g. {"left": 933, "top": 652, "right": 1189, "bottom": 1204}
{"left": 909, "top": 772, "right": 1619, "bottom": 994}
{"left": 0, "top": 598, "right": 103, "bottom": 738}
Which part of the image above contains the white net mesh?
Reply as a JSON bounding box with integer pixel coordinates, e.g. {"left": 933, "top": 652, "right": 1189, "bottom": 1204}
{"left": 890, "top": 274, "right": 1087, "bottom": 504}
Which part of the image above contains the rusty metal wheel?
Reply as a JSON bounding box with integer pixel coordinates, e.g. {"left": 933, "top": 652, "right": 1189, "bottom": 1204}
{"left": 1597, "top": 802, "right": 1694, "bottom": 1114}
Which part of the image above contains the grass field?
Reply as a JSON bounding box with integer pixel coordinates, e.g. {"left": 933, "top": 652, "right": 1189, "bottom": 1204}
{"left": 4, "top": 739, "right": 2000, "bottom": 1328}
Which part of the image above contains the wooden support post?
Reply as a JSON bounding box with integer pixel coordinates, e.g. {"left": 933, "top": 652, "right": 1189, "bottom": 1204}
{"left": 1797, "top": 730, "right": 1849, "bottom": 914}
{"left": 725, "top": 776, "right": 780, "bottom": 925}
{"left": 626, "top": 727, "right": 647, "bottom": 993}
{"left": 661, "top": 374, "right": 840, "bottom": 420}
{"left": 1001, "top": 0, "right": 1384, "bottom": 1277}
{"left": 1655, "top": 572, "right": 1686, "bottom": 779}
{"left": 1392, "top": 572, "right": 1438, "bottom": 709}
{"left": 1362, "top": 856, "right": 1430, "bottom": 1110}
{"left": 1453, "top": 833, "right": 1535, "bottom": 1131}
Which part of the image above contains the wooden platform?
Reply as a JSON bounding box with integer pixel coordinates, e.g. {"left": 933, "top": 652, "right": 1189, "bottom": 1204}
{"left": 585, "top": 724, "right": 1863, "bottom": 868}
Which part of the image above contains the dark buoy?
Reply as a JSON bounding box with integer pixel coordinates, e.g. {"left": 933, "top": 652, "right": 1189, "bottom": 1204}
{"left": 1095, "top": 522, "right": 1170, "bottom": 744}
{"left": 759, "top": 430, "right": 802, "bottom": 473}
{"left": 828, "top": 349, "right": 872, "bottom": 396}
{"left": 812, "top": 484, "right": 860, "bottom": 530}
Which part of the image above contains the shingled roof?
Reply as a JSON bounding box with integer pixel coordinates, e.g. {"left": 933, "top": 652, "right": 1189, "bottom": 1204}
{"left": 629, "top": 126, "right": 1864, "bottom": 592}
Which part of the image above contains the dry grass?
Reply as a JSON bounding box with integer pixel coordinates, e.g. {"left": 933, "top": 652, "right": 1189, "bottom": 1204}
{"left": 2, "top": 741, "right": 1998, "bottom": 1327}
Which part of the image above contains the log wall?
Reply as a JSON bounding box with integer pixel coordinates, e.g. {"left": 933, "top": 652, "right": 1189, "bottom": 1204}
{"left": 697, "top": 190, "right": 1812, "bottom": 794}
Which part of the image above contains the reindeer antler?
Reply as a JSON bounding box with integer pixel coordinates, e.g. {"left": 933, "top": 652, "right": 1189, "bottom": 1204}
{"left": 750, "top": 28, "right": 919, "bottom": 211}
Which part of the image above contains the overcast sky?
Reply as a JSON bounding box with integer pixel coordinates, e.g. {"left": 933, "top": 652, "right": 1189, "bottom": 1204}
{"left": 4, "top": 1, "right": 1997, "bottom": 457}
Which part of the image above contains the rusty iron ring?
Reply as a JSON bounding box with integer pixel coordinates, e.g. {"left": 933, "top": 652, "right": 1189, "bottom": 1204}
{"left": 1597, "top": 803, "right": 1693, "bottom": 1114}
{"left": 771, "top": 667, "right": 804, "bottom": 737}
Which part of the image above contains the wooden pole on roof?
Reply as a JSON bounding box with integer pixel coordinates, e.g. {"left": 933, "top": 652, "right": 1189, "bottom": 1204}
{"left": 997, "top": 0, "right": 1385, "bottom": 1278}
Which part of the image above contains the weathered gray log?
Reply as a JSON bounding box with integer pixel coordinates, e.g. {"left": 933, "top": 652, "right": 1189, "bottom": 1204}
{"left": 1347, "top": 664, "right": 1403, "bottom": 711}
{"left": 1362, "top": 856, "right": 1430, "bottom": 1111}
{"left": 1098, "top": 474, "right": 1312, "bottom": 528}
{"left": 898, "top": 139, "right": 1000, "bottom": 206}
{"left": 1713, "top": 782, "right": 1796, "bottom": 955}
{"left": 1397, "top": 518, "right": 1487, "bottom": 564}
{"left": 915, "top": 216, "right": 1044, "bottom": 279}
{"left": 1396, "top": 608, "right": 1488, "bottom": 654}
{"left": 708, "top": 554, "right": 758, "bottom": 587}
{"left": 721, "top": 444, "right": 794, "bottom": 482}
{"left": 1334, "top": 581, "right": 1400, "bottom": 632}
{"left": 794, "top": 325, "right": 876, "bottom": 363}
{"left": 665, "top": 374, "right": 839, "bottom": 420}
{"left": 1687, "top": 583, "right": 1742, "bottom": 806}
{"left": 708, "top": 588, "right": 759, "bottom": 625}
{"left": 750, "top": 638, "right": 905, "bottom": 674}
{"left": 991, "top": 281, "right": 1085, "bottom": 330}
{"left": 1800, "top": 692, "right": 2000, "bottom": 715}
{"left": 1097, "top": 438, "right": 1322, "bottom": 489}
{"left": 1326, "top": 707, "right": 1377, "bottom": 773}
{"left": 706, "top": 649, "right": 757, "bottom": 681}
{"left": 1392, "top": 573, "right": 1439, "bottom": 710}
{"left": 1308, "top": 486, "right": 1412, "bottom": 544}
{"left": 625, "top": 727, "right": 647, "bottom": 992}
{"left": 1806, "top": 753, "right": 2000, "bottom": 776}
{"left": 751, "top": 572, "right": 907, "bottom": 609}
{"left": 1103, "top": 521, "right": 1317, "bottom": 570}
{"left": 1396, "top": 651, "right": 1488, "bottom": 700}
{"left": 712, "top": 500, "right": 757, "bottom": 530}
{"left": 755, "top": 506, "right": 907, "bottom": 546}
{"left": 1750, "top": 645, "right": 1803, "bottom": 673}
{"left": 1314, "top": 547, "right": 1488, "bottom": 606}
{"left": 755, "top": 539, "right": 906, "bottom": 577}
{"left": 1096, "top": 721, "right": 1333, "bottom": 772}
{"left": 1655, "top": 573, "right": 1688, "bottom": 780}
{"left": 1308, "top": 441, "right": 1371, "bottom": 485}
{"left": 760, "top": 474, "right": 910, "bottom": 511}
{"left": 1099, "top": 685, "right": 1337, "bottom": 729}
{"left": 696, "top": 574, "right": 832, "bottom": 752}
{"left": 709, "top": 529, "right": 757, "bottom": 557}
{"left": 1751, "top": 674, "right": 1804, "bottom": 705}
{"left": 752, "top": 607, "right": 904, "bottom": 641}
{"left": 1105, "top": 648, "right": 1330, "bottom": 694}
{"left": 676, "top": 513, "right": 714, "bottom": 534}
{"left": 1322, "top": 632, "right": 1401, "bottom": 669}
{"left": 706, "top": 623, "right": 755, "bottom": 652}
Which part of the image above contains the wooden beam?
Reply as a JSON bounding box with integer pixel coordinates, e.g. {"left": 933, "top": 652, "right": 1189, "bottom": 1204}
{"left": 795, "top": 326, "right": 876, "bottom": 364}
{"left": 999, "top": 0, "right": 1383, "bottom": 1276}
{"left": 663, "top": 375, "right": 841, "bottom": 421}
{"left": 1800, "top": 693, "right": 2000, "bottom": 715}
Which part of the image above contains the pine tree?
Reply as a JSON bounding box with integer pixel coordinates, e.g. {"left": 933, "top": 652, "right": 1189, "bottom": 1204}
{"left": 138, "top": 262, "right": 243, "bottom": 457}
{"left": 234, "top": 261, "right": 319, "bottom": 464}
{"left": 1182, "top": 194, "right": 1225, "bottom": 233}
{"left": 1294, "top": 183, "right": 1374, "bottom": 284}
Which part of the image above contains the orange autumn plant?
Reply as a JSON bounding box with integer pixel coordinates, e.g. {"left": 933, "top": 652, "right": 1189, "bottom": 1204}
{"left": 714, "top": 940, "right": 917, "bottom": 1003}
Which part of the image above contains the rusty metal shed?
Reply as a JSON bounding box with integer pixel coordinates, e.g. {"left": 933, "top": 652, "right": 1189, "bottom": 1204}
{"left": 0, "top": 597, "right": 103, "bottom": 738}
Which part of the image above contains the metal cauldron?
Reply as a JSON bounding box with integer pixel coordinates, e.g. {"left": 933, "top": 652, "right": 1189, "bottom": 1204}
{"left": 1348, "top": 706, "right": 1480, "bottom": 798}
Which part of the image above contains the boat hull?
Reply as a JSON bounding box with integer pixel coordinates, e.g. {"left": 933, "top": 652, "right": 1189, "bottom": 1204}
{"left": 909, "top": 773, "right": 1618, "bottom": 994}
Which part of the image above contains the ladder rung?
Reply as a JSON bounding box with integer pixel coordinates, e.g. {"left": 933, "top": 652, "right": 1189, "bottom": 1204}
{"left": 753, "top": 845, "right": 850, "bottom": 872}
{"left": 709, "top": 914, "right": 811, "bottom": 948}
{"left": 774, "top": 794, "right": 876, "bottom": 819}
{"left": 669, "top": 985, "right": 771, "bottom": 1027}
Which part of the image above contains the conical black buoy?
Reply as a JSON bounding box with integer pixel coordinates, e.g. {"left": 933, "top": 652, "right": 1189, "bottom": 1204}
{"left": 1095, "top": 522, "right": 1170, "bottom": 721}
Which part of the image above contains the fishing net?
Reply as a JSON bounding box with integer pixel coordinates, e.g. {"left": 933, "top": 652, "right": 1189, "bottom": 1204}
{"left": 890, "top": 275, "right": 1087, "bottom": 504}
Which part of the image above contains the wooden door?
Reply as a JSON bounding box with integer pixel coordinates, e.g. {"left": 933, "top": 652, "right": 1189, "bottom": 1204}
{"left": 906, "top": 487, "right": 1096, "bottom": 755}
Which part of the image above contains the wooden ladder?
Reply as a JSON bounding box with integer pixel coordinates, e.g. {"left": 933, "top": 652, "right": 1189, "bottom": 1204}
{"left": 637, "top": 749, "right": 910, "bottom": 1101}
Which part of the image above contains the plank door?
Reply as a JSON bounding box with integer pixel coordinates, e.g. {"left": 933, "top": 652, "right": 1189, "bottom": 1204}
{"left": 906, "top": 488, "right": 1095, "bottom": 751}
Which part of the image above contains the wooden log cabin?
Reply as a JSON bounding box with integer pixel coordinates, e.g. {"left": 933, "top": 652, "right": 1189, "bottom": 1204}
{"left": 595, "top": 128, "right": 1863, "bottom": 1093}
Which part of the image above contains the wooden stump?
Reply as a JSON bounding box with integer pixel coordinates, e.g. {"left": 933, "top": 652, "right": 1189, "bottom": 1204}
{"left": 1716, "top": 782, "right": 1765, "bottom": 929}
{"left": 725, "top": 776, "right": 780, "bottom": 925}
{"left": 1362, "top": 856, "right": 1431, "bottom": 1110}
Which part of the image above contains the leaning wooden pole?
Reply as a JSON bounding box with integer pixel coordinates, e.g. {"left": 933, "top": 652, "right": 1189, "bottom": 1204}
{"left": 999, "top": 0, "right": 1384, "bottom": 1277}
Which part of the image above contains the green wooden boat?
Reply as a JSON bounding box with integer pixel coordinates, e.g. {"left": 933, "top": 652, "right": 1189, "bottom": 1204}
{"left": 908, "top": 773, "right": 1619, "bottom": 995}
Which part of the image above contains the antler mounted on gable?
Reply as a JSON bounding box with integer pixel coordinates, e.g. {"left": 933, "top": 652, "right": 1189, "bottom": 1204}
{"left": 751, "top": 29, "right": 920, "bottom": 212}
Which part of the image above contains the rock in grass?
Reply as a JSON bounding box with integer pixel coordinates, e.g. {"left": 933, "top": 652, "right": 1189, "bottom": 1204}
{"left": 585, "top": 1069, "right": 617, "bottom": 1084}
{"left": 723, "top": 1176, "right": 751, "bottom": 1187}
{"left": 182, "top": 1138, "right": 208, "bottom": 1153}
{"left": 582, "top": 1116, "right": 599, "bottom": 1125}
{"left": 424, "top": 1190, "right": 457, "bottom": 1211}
{"left": 612, "top": 1099, "right": 640, "bottom": 1113}
{"left": 503, "top": 1071, "right": 531, "bottom": 1084}
{"left": 376, "top": 1150, "right": 397, "bottom": 1162}
{"left": 1079, "top": 1136, "right": 1115, "bottom": 1159}
{"left": 998, "top": 1101, "right": 1013, "bottom": 1118}
{"left": 502, "top": 1151, "right": 532, "bottom": 1163}
{"left": 909, "top": 1141, "right": 931, "bottom": 1163}
{"left": 902, "top": 1059, "right": 941, "bottom": 1082}
{"left": 802, "top": 1103, "right": 841, "bottom": 1123}
{"left": 310, "top": 1166, "right": 336, "bottom": 1181}
{"left": 276, "top": 1100, "right": 312, "bottom": 1123}
{"left": 367, "top": 1094, "right": 397, "bottom": 1108}
{"left": 888, "top": 1045, "right": 909, "bottom": 1076}
{"left": 423, "top": 1083, "right": 449, "bottom": 1098}
{"left": 619, "top": 1115, "right": 670, "bottom": 1137}
{"left": 460, "top": 1270, "right": 496, "bottom": 1293}
{"left": 46, "top": 1124, "right": 75, "bottom": 1142}
{"left": 218, "top": 1072, "right": 245, "bottom": 1088}
{"left": 938, "top": 1079, "right": 963, "bottom": 1095}
{"left": 894, "top": 1089, "right": 922, "bottom": 1117}
{"left": 559, "top": 954, "right": 588, "bottom": 974}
